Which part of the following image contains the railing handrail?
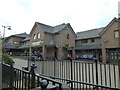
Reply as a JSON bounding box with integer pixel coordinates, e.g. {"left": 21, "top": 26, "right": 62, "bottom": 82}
{"left": 46, "top": 75, "right": 120, "bottom": 90}
{"left": 36, "top": 73, "right": 70, "bottom": 89}
{"left": 2, "top": 63, "right": 70, "bottom": 90}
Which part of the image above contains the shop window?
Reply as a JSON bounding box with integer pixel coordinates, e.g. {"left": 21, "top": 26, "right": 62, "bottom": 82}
{"left": 33, "top": 34, "right": 36, "bottom": 40}
{"left": 37, "top": 33, "right": 40, "bottom": 39}
{"left": 114, "top": 30, "right": 119, "bottom": 38}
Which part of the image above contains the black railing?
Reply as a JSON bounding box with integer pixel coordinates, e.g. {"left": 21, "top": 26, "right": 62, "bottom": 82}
{"left": 2, "top": 63, "right": 70, "bottom": 90}
{"left": 29, "top": 59, "right": 120, "bottom": 90}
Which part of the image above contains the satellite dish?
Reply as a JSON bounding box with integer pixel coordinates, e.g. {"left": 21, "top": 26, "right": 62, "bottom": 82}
{"left": 103, "top": 39, "right": 108, "bottom": 43}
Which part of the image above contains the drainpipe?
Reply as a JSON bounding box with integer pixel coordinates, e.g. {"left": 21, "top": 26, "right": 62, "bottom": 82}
{"left": 0, "top": 38, "right": 2, "bottom": 89}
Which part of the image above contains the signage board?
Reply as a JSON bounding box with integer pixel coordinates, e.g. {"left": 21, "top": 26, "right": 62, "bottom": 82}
{"left": 32, "top": 40, "right": 43, "bottom": 46}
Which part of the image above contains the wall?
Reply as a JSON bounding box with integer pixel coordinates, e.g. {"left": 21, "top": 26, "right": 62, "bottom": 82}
{"left": 101, "top": 21, "right": 119, "bottom": 48}
{"left": 54, "top": 27, "right": 76, "bottom": 59}
{"left": 30, "top": 26, "right": 44, "bottom": 43}
{"left": 75, "top": 37, "right": 101, "bottom": 45}
{"left": 44, "top": 33, "right": 54, "bottom": 44}
{"left": 101, "top": 19, "right": 119, "bottom": 62}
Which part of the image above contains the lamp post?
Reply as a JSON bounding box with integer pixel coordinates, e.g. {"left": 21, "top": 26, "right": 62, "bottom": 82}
{"left": 1, "top": 25, "right": 11, "bottom": 56}
{"left": 0, "top": 25, "right": 11, "bottom": 89}
{"left": 2, "top": 25, "right": 11, "bottom": 38}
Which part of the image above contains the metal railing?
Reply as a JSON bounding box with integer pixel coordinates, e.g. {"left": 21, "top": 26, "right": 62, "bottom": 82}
{"left": 29, "top": 59, "right": 120, "bottom": 90}
{"left": 2, "top": 63, "right": 70, "bottom": 90}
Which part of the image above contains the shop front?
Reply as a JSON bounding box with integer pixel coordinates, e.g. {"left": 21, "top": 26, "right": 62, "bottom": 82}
{"left": 75, "top": 49, "right": 102, "bottom": 61}
{"left": 106, "top": 48, "right": 120, "bottom": 63}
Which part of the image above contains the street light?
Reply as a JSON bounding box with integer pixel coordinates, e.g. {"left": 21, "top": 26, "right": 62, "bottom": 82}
{"left": 1, "top": 25, "right": 11, "bottom": 56}
{"left": 2, "top": 25, "right": 11, "bottom": 38}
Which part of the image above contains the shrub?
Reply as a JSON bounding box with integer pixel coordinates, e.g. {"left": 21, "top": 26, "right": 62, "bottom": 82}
{"left": 2, "top": 54, "right": 13, "bottom": 65}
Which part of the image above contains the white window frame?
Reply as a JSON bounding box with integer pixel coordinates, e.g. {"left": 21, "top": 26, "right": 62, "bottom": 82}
{"left": 37, "top": 33, "right": 40, "bottom": 39}
{"left": 114, "top": 30, "right": 119, "bottom": 38}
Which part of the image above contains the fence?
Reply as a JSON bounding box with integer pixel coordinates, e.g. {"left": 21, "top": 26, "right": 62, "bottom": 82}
{"left": 2, "top": 63, "right": 70, "bottom": 90}
{"left": 29, "top": 59, "right": 120, "bottom": 90}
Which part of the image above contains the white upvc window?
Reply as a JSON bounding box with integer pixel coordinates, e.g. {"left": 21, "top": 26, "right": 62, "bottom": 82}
{"left": 114, "top": 30, "right": 119, "bottom": 38}
{"left": 38, "top": 33, "right": 40, "bottom": 39}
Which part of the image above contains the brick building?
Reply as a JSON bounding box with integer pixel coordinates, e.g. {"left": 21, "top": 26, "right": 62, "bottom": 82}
{"left": 76, "top": 17, "right": 120, "bottom": 63}
{"left": 3, "top": 17, "right": 120, "bottom": 62}
{"left": 29, "top": 22, "right": 76, "bottom": 60}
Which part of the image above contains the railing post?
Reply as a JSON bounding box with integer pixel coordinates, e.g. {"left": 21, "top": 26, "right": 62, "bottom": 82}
{"left": 54, "top": 60, "right": 56, "bottom": 77}
{"left": 95, "top": 59, "right": 98, "bottom": 90}
{"left": 70, "top": 59, "right": 73, "bottom": 90}
{"left": 10, "top": 62, "right": 14, "bottom": 90}
{"left": 30, "top": 63, "right": 37, "bottom": 89}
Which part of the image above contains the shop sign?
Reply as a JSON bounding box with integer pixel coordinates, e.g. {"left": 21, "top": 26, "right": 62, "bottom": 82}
{"left": 32, "top": 40, "right": 43, "bottom": 46}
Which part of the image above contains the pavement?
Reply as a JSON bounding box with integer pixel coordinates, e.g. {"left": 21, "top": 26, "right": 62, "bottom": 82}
{"left": 13, "top": 58, "right": 28, "bottom": 69}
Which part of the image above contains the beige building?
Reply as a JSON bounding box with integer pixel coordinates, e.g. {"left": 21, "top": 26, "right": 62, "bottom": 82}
{"left": 3, "top": 17, "right": 120, "bottom": 62}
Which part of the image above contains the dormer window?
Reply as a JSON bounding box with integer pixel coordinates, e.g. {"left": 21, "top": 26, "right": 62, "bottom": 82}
{"left": 38, "top": 33, "right": 40, "bottom": 39}
{"left": 33, "top": 34, "right": 36, "bottom": 40}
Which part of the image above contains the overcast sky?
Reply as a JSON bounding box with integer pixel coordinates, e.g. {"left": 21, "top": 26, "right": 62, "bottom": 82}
{"left": 0, "top": 0, "right": 119, "bottom": 37}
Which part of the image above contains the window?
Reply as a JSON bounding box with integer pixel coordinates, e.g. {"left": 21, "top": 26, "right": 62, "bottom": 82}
{"left": 67, "top": 34, "right": 70, "bottom": 39}
{"left": 81, "top": 39, "right": 88, "bottom": 43}
{"left": 114, "top": 30, "right": 119, "bottom": 38}
{"left": 33, "top": 34, "right": 36, "bottom": 40}
{"left": 91, "top": 38, "right": 95, "bottom": 43}
{"left": 37, "top": 33, "right": 40, "bottom": 39}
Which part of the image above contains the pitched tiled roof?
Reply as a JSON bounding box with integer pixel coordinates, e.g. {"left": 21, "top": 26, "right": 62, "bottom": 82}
{"left": 18, "top": 44, "right": 30, "bottom": 49}
{"left": 22, "top": 36, "right": 30, "bottom": 41}
{"left": 12, "top": 33, "right": 28, "bottom": 38}
{"left": 4, "top": 42, "right": 20, "bottom": 49}
{"left": 36, "top": 22, "right": 67, "bottom": 33}
{"left": 36, "top": 22, "right": 53, "bottom": 33}
{"left": 75, "top": 43, "right": 101, "bottom": 50}
{"left": 53, "top": 23, "right": 67, "bottom": 33}
{"left": 76, "top": 27, "right": 104, "bottom": 40}
{"left": 5, "top": 33, "right": 29, "bottom": 41}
